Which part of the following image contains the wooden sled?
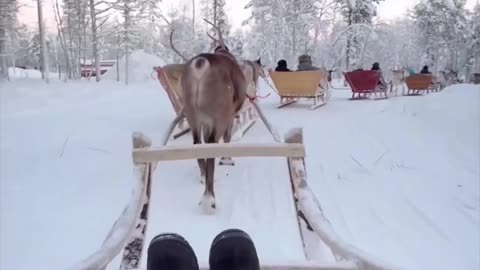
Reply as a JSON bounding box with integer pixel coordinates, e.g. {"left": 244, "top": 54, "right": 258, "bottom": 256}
{"left": 154, "top": 64, "right": 258, "bottom": 141}
{"left": 269, "top": 70, "right": 330, "bottom": 110}
{"left": 344, "top": 70, "right": 388, "bottom": 100}
{"left": 404, "top": 74, "right": 439, "bottom": 96}
{"left": 73, "top": 106, "right": 397, "bottom": 270}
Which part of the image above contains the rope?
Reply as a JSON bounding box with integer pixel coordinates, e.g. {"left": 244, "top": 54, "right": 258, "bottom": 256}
{"left": 261, "top": 76, "right": 281, "bottom": 95}
{"left": 246, "top": 93, "right": 271, "bottom": 102}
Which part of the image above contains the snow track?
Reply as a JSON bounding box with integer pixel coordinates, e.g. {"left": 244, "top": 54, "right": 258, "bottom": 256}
{"left": 144, "top": 125, "right": 307, "bottom": 267}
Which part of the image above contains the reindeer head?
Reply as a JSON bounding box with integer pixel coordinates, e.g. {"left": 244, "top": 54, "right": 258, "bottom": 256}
{"left": 253, "top": 58, "right": 267, "bottom": 79}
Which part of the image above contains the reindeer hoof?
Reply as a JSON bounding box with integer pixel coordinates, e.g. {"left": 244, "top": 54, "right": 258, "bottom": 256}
{"left": 199, "top": 194, "right": 216, "bottom": 215}
{"left": 219, "top": 157, "right": 235, "bottom": 166}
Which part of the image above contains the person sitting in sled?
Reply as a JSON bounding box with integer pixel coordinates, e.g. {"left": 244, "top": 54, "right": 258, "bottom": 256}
{"left": 275, "top": 59, "right": 292, "bottom": 72}
{"left": 420, "top": 65, "right": 431, "bottom": 74}
{"left": 371, "top": 62, "right": 387, "bottom": 90}
{"left": 296, "top": 54, "right": 321, "bottom": 71}
{"left": 147, "top": 228, "right": 260, "bottom": 270}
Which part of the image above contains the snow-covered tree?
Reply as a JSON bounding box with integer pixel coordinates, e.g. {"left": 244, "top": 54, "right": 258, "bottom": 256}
{"left": 112, "top": 0, "right": 143, "bottom": 85}
{"left": 470, "top": 3, "right": 480, "bottom": 74}
{"left": 244, "top": 0, "right": 337, "bottom": 67}
{"left": 412, "top": 0, "right": 471, "bottom": 74}
{"left": 334, "top": 0, "right": 384, "bottom": 70}
{"left": 0, "top": 0, "right": 18, "bottom": 79}
{"left": 88, "top": 0, "right": 114, "bottom": 82}
{"left": 202, "top": 0, "right": 231, "bottom": 38}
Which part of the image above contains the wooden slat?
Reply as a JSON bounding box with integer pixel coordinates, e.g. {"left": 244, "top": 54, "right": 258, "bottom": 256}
{"left": 132, "top": 143, "right": 305, "bottom": 163}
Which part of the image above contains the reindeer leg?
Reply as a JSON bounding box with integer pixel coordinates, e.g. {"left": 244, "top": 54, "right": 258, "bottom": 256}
{"left": 193, "top": 130, "right": 206, "bottom": 184}
{"left": 200, "top": 132, "right": 217, "bottom": 214}
{"left": 219, "top": 121, "right": 235, "bottom": 166}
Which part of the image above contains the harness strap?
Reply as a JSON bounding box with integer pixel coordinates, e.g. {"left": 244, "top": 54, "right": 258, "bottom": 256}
{"left": 246, "top": 93, "right": 271, "bottom": 102}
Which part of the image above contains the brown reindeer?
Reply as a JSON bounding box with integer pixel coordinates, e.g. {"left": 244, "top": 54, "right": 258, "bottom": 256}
{"left": 173, "top": 19, "right": 248, "bottom": 214}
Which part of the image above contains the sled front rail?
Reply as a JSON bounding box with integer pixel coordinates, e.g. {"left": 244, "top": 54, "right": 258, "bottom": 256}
{"left": 133, "top": 142, "right": 305, "bottom": 163}
{"left": 72, "top": 129, "right": 396, "bottom": 270}
{"left": 132, "top": 260, "right": 358, "bottom": 270}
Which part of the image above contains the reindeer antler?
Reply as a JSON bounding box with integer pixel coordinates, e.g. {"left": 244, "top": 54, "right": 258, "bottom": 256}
{"left": 169, "top": 29, "right": 188, "bottom": 62}
{"left": 203, "top": 18, "right": 225, "bottom": 48}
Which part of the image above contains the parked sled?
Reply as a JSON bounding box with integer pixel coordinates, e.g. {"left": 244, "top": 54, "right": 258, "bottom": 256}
{"left": 154, "top": 64, "right": 258, "bottom": 141}
{"left": 71, "top": 108, "right": 396, "bottom": 270}
{"left": 344, "top": 70, "right": 388, "bottom": 100}
{"left": 404, "top": 74, "right": 439, "bottom": 96}
{"left": 269, "top": 70, "right": 331, "bottom": 109}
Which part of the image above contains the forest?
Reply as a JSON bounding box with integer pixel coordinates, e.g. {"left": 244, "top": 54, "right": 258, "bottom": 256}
{"left": 0, "top": 0, "right": 479, "bottom": 83}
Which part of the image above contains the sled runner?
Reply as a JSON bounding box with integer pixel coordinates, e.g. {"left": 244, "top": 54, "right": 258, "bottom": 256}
{"left": 344, "top": 70, "right": 388, "bottom": 100}
{"left": 72, "top": 104, "right": 396, "bottom": 270}
{"left": 269, "top": 70, "right": 331, "bottom": 109}
{"left": 404, "top": 74, "right": 439, "bottom": 96}
{"left": 154, "top": 64, "right": 258, "bottom": 141}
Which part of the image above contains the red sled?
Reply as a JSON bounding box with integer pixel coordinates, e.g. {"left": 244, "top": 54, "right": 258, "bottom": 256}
{"left": 344, "top": 70, "right": 388, "bottom": 100}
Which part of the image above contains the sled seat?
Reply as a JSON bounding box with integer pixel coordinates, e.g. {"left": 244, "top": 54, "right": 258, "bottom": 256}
{"left": 344, "top": 70, "right": 387, "bottom": 100}
{"left": 404, "top": 74, "right": 439, "bottom": 95}
{"left": 269, "top": 70, "right": 329, "bottom": 109}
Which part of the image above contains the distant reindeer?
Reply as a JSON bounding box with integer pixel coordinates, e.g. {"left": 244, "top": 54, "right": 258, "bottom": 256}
{"left": 389, "top": 68, "right": 408, "bottom": 96}
{"left": 239, "top": 58, "right": 266, "bottom": 97}
{"left": 438, "top": 69, "right": 458, "bottom": 89}
{"left": 170, "top": 19, "right": 248, "bottom": 214}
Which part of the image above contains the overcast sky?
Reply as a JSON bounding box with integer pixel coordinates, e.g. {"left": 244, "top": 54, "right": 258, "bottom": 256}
{"left": 18, "top": 0, "right": 477, "bottom": 32}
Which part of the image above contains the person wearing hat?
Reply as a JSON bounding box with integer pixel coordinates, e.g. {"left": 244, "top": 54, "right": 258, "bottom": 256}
{"left": 296, "top": 54, "right": 321, "bottom": 71}
{"left": 275, "top": 59, "right": 292, "bottom": 72}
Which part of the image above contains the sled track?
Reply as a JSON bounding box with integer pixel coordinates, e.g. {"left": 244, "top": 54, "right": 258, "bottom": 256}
{"left": 147, "top": 144, "right": 306, "bottom": 263}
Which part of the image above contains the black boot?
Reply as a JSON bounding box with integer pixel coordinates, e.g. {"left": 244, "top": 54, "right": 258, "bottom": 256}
{"left": 147, "top": 233, "right": 199, "bottom": 270}
{"left": 209, "top": 229, "right": 260, "bottom": 270}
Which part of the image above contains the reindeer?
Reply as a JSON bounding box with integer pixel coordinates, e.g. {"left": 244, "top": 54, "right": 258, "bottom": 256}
{"left": 239, "top": 58, "right": 266, "bottom": 97}
{"left": 170, "top": 19, "right": 248, "bottom": 214}
{"left": 389, "top": 68, "right": 408, "bottom": 96}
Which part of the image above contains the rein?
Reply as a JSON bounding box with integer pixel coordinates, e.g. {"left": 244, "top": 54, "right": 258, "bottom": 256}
{"left": 246, "top": 93, "right": 271, "bottom": 102}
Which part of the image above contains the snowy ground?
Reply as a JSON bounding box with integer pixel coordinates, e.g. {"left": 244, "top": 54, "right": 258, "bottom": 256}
{"left": 1, "top": 75, "right": 479, "bottom": 270}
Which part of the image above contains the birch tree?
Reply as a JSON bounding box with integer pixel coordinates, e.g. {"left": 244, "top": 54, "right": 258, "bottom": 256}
{"left": 36, "top": 0, "right": 49, "bottom": 82}
{"left": 113, "top": 0, "right": 143, "bottom": 85}
{"left": 89, "top": 0, "right": 113, "bottom": 82}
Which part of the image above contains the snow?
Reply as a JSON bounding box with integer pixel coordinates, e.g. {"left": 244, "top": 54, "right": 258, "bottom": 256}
{"left": 103, "top": 50, "right": 167, "bottom": 83}
{"left": 1, "top": 76, "right": 479, "bottom": 270}
{"left": 7, "top": 67, "right": 59, "bottom": 80}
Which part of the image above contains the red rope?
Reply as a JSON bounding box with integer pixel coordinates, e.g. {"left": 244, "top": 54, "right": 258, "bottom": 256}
{"left": 247, "top": 93, "right": 271, "bottom": 102}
